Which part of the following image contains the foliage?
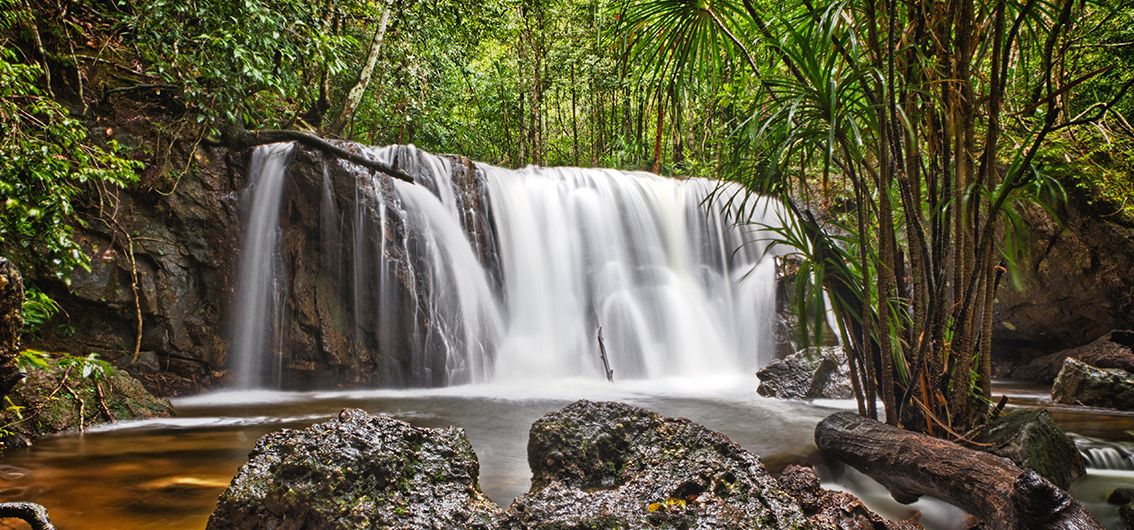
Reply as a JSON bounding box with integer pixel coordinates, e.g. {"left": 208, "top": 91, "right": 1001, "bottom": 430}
{"left": 617, "top": 0, "right": 1133, "bottom": 436}
{"left": 0, "top": 48, "right": 138, "bottom": 280}
{"left": 126, "top": 0, "right": 357, "bottom": 130}
{"left": 20, "top": 288, "right": 61, "bottom": 336}
{"left": 18, "top": 350, "right": 113, "bottom": 381}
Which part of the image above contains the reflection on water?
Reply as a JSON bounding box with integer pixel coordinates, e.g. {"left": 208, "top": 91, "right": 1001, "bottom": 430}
{"left": 0, "top": 377, "right": 1130, "bottom": 529}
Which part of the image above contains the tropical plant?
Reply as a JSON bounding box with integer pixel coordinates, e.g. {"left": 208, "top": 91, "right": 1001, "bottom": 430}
{"left": 0, "top": 49, "right": 139, "bottom": 281}
{"left": 616, "top": 0, "right": 1131, "bottom": 436}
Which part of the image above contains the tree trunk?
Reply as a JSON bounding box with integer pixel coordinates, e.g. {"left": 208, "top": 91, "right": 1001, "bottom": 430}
{"left": 331, "top": 0, "right": 393, "bottom": 136}
{"left": 0, "top": 258, "right": 25, "bottom": 398}
{"left": 815, "top": 412, "right": 1102, "bottom": 530}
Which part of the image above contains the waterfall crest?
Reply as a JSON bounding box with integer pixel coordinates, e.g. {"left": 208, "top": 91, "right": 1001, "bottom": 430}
{"left": 230, "top": 143, "right": 785, "bottom": 389}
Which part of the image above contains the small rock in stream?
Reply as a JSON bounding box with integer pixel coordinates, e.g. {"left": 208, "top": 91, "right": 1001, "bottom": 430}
{"left": 1051, "top": 357, "right": 1134, "bottom": 411}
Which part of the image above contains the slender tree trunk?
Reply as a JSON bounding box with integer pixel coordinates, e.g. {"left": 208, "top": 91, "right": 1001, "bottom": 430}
{"left": 651, "top": 89, "right": 666, "bottom": 173}
{"left": 571, "top": 64, "right": 580, "bottom": 166}
{"left": 331, "top": 0, "right": 393, "bottom": 136}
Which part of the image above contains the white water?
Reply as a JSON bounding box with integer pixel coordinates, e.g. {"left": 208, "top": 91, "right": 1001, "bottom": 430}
{"left": 230, "top": 143, "right": 294, "bottom": 388}
{"left": 230, "top": 143, "right": 785, "bottom": 388}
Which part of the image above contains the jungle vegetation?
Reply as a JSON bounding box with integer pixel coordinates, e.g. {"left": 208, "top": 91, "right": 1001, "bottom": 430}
{"left": 1, "top": 0, "right": 1132, "bottom": 436}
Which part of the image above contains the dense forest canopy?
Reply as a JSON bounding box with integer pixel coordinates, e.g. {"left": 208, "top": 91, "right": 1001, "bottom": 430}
{"left": 1, "top": 0, "right": 1132, "bottom": 436}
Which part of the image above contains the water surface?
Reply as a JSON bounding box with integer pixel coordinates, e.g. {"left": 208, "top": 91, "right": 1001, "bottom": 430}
{"left": 0, "top": 377, "right": 1130, "bottom": 529}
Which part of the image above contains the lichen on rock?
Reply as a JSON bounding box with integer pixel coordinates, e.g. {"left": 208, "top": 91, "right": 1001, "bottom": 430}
{"left": 207, "top": 408, "right": 500, "bottom": 530}
{"left": 499, "top": 400, "right": 812, "bottom": 529}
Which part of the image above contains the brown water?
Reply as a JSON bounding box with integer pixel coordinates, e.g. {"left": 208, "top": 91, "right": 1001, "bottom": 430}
{"left": 0, "top": 377, "right": 1129, "bottom": 529}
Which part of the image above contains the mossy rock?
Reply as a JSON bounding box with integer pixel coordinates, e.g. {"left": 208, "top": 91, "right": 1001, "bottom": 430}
{"left": 977, "top": 409, "right": 1085, "bottom": 489}
{"left": 501, "top": 400, "right": 812, "bottom": 529}
{"left": 0, "top": 361, "right": 174, "bottom": 449}
{"left": 207, "top": 409, "right": 500, "bottom": 530}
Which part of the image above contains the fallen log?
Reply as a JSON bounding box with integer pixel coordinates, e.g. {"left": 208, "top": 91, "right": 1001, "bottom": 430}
{"left": 814, "top": 411, "right": 1102, "bottom": 530}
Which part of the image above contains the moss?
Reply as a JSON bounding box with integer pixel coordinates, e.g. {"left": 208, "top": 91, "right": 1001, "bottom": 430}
{"left": 0, "top": 358, "right": 173, "bottom": 450}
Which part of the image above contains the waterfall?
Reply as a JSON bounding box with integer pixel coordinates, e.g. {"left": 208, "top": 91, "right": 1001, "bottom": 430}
{"left": 230, "top": 143, "right": 295, "bottom": 388}
{"left": 229, "top": 143, "right": 785, "bottom": 389}
{"left": 1075, "top": 435, "right": 1134, "bottom": 471}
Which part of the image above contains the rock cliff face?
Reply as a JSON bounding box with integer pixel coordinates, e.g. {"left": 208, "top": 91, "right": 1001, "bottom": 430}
{"left": 993, "top": 198, "right": 1134, "bottom": 357}
{"left": 261, "top": 145, "right": 499, "bottom": 388}
{"left": 30, "top": 139, "right": 1134, "bottom": 392}
{"left": 30, "top": 143, "right": 499, "bottom": 392}
{"left": 33, "top": 147, "right": 245, "bottom": 395}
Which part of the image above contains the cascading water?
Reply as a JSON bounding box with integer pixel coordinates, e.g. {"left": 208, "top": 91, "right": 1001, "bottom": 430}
{"left": 230, "top": 143, "right": 295, "bottom": 388}
{"left": 229, "top": 143, "right": 786, "bottom": 389}
{"left": 1075, "top": 435, "right": 1134, "bottom": 471}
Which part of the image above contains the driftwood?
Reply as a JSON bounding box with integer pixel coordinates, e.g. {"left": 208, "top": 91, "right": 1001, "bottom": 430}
{"left": 0, "top": 502, "right": 55, "bottom": 530}
{"left": 596, "top": 326, "right": 614, "bottom": 383}
{"left": 815, "top": 411, "right": 1102, "bottom": 530}
{"left": 225, "top": 128, "right": 414, "bottom": 183}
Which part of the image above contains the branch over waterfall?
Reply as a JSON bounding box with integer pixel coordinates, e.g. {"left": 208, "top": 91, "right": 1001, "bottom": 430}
{"left": 223, "top": 128, "right": 414, "bottom": 183}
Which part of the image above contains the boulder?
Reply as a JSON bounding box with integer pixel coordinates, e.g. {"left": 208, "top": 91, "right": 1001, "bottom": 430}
{"left": 1122, "top": 502, "right": 1134, "bottom": 530}
{"left": 810, "top": 353, "right": 853, "bottom": 399}
{"left": 777, "top": 465, "right": 920, "bottom": 530}
{"left": 977, "top": 409, "right": 1085, "bottom": 489}
{"left": 0, "top": 361, "right": 174, "bottom": 449}
{"left": 1108, "top": 488, "right": 1134, "bottom": 505}
{"left": 499, "top": 400, "right": 810, "bottom": 529}
{"left": 1011, "top": 330, "right": 1134, "bottom": 383}
{"left": 1051, "top": 357, "right": 1134, "bottom": 410}
{"left": 993, "top": 198, "right": 1134, "bottom": 356}
{"left": 758, "top": 346, "right": 853, "bottom": 400}
{"left": 207, "top": 408, "right": 499, "bottom": 530}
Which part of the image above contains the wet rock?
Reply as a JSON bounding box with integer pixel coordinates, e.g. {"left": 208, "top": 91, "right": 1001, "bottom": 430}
{"left": 0, "top": 258, "right": 24, "bottom": 397}
{"left": 0, "top": 361, "right": 174, "bottom": 449}
{"left": 1122, "top": 502, "right": 1134, "bottom": 530}
{"left": 31, "top": 146, "right": 243, "bottom": 394}
{"left": 1108, "top": 488, "right": 1134, "bottom": 505}
{"left": 758, "top": 346, "right": 852, "bottom": 400}
{"left": 1052, "top": 357, "right": 1134, "bottom": 410}
{"left": 977, "top": 409, "right": 1085, "bottom": 489}
{"left": 260, "top": 145, "right": 501, "bottom": 389}
{"left": 777, "top": 465, "right": 921, "bottom": 530}
{"left": 1011, "top": 331, "right": 1134, "bottom": 383}
{"left": 499, "top": 400, "right": 810, "bottom": 529}
{"left": 993, "top": 198, "right": 1134, "bottom": 356}
{"left": 207, "top": 408, "right": 499, "bottom": 530}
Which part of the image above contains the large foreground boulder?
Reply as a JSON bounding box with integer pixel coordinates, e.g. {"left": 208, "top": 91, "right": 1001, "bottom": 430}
{"left": 977, "top": 409, "right": 1085, "bottom": 489}
{"left": 499, "top": 400, "right": 810, "bottom": 529}
{"left": 777, "top": 465, "right": 919, "bottom": 530}
{"left": 1011, "top": 330, "right": 1134, "bottom": 383}
{"left": 757, "top": 346, "right": 852, "bottom": 400}
{"left": 1051, "top": 357, "right": 1134, "bottom": 410}
{"left": 207, "top": 408, "right": 499, "bottom": 530}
